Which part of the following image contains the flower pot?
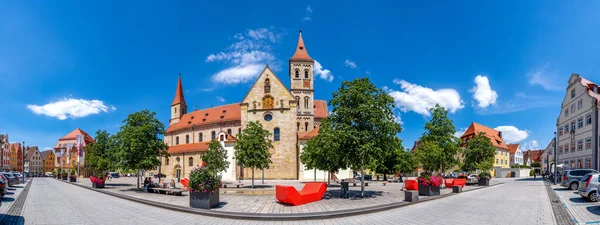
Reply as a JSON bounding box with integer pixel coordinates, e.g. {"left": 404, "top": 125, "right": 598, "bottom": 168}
{"left": 418, "top": 183, "right": 441, "bottom": 196}
{"left": 189, "top": 191, "right": 219, "bottom": 209}
{"left": 69, "top": 177, "right": 77, "bottom": 182}
{"left": 478, "top": 178, "right": 489, "bottom": 186}
{"left": 92, "top": 182, "right": 105, "bottom": 188}
{"left": 62, "top": 177, "right": 67, "bottom": 180}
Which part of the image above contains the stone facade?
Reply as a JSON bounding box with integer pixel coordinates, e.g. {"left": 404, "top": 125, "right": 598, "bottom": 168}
{"left": 162, "top": 32, "right": 327, "bottom": 180}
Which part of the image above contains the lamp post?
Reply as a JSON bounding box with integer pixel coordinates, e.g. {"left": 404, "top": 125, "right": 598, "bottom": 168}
{"left": 21, "top": 141, "right": 24, "bottom": 177}
{"left": 553, "top": 132, "right": 558, "bottom": 185}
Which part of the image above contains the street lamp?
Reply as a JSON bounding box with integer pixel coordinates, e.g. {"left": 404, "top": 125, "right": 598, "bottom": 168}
{"left": 21, "top": 141, "right": 24, "bottom": 176}
{"left": 553, "top": 132, "right": 557, "bottom": 185}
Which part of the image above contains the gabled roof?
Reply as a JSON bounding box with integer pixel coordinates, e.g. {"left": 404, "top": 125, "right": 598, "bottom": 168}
{"left": 290, "top": 31, "right": 312, "bottom": 61}
{"left": 314, "top": 100, "right": 329, "bottom": 119}
{"left": 461, "top": 122, "right": 508, "bottom": 150}
{"left": 40, "top": 150, "right": 54, "bottom": 161}
{"left": 172, "top": 75, "right": 186, "bottom": 106}
{"left": 24, "top": 146, "right": 40, "bottom": 160}
{"left": 524, "top": 150, "right": 544, "bottom": 163}
{"left": 166, "top": 104, "right": 241, "bottom": 133}
{"left": 58, "top": 128, "right": 95, "bottom": 143}
{"left": 240, "top": 65, "right": 295, "bottom": 104}
{"left": 298, "top": 127, "right": 320, "bottom": 140}
{"left": 507, "top": 144, "right": 520, "bottom": 154}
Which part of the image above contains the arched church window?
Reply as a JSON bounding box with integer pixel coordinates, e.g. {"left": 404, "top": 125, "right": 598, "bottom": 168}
{"left": 264, "top": 78, "right": 271, "bottom": 93}
{"left": 274, "top": 128, "right": 280, "bottom": 141}
{"left": 304, "top": 70, "right": 309, "bottom": 79}
{"left": 305, "top": 122, "right": 309, "bottom": 131}
{"left": 211, "top": 131, "right": 216, "bottom": 140}
{"left": 295, "top": 69, "right": 300, "bottom": 78}
{"left": 263, "top": 96, "right": 274, "bottom": 109}
{"left": 189, "top": 157, "right": 193, "bottom": 166}
{"left": 227, "top": 129, "right": 232, "bottom": 135}
{"left": 185, "top": 135, "right": 189, "bottom": 144}
{"left": 175, "top": 137, "right": 179, "bottom": 145}
{"left": 304, "top": 97, "right": 309, "bottom": 109}
{"left": 297, "top": 122, "right": 300, "bottom": 131}
{"left": 199, "top": 133, "right": 203, "bottom": 142}
{"left": 295, "top": 96, "right": 300, "bottom": 109}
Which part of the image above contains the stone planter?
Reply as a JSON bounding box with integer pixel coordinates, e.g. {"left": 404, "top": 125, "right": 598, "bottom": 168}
{"left": 69, "top": 177, "right": 77, "bottom": 182}
{"left": 478, "top": 178, "right": 489, "bottom": 186}
{"left": 418, "top": 183, "right": 441, "bottom": 196}
{"left": 92, "top": 182, "right": 105, "bottom": 188}
{"left": 62, "top": 177, "right": 67, "bottom": 180}
{"left": 189, "top": 191, "right": 219, "bottom": 209}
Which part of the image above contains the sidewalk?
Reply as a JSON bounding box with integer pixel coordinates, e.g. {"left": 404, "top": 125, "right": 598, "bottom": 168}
{"left": 551, "top": 182, "right": 600, "bottom": 224}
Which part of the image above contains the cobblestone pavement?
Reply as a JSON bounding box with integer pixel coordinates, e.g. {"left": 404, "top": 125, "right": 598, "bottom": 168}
{"left": 551, "top": 182, "right": 600, "bottom": 224}
{"left": 0, "top": 178, "right": 31, "bottom": 223}
{"left": 72, "top": 177, "right": 497, "bottom": 214}
{"left": 21, "top": 178, "right": 554, "bottom": 225}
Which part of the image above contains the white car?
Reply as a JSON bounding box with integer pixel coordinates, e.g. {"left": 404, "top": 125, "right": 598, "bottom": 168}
{"left": 467, "top": 175, "right": 479, "bottom": 184}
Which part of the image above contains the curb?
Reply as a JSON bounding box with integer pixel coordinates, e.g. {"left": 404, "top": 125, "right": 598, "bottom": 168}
{"left": 60, "top": 179, "right": 503, "bottom": 221}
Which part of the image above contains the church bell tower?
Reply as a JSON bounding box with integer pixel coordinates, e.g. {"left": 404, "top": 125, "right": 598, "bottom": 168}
{"left": 289, "top": 31, "right": 315, "bottom": 132}
{"left": 170, "top": 74, "right": 187, "bottom": 125}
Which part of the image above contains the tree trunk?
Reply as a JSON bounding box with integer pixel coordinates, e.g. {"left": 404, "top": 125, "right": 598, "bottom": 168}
{"left": 314, "top": 169, "right": 316, "bottom": 182}
{"left": 136, "top": 169, "right": 140, "bottom": 189}
{"left": 251, "top": 167, "right": 255, "bottom": 189}
{"left": 360, "top": 165, "right": 365, "bottom": 197}
{"left": 327, "top": 172, "right": 331, "bottom": 186}
{"left": 383, "top": 173, "right": 388, "bottom": 181}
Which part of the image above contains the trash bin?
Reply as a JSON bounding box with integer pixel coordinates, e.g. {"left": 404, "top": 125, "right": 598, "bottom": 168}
{"left": 341, "top": 182, "right": 349, "bottom": 198}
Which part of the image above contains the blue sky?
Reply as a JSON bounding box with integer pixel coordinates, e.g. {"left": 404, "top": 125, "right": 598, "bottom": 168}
{"left": 1, "top": 1, "right": 600, "bottom": 151}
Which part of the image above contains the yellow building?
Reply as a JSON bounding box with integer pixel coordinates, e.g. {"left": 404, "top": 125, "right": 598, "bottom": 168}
{"left": 460, "top": 122, "right": 510, "bottom": 176}
{"left": 40, "top": 150, "right": 56, "bottom": 174}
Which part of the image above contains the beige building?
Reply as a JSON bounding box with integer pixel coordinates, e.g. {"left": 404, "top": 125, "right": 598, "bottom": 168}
{"left": 460, "top": 122, "right": 510, "bottom": 176}
{"left": 556, "top": 73, "right": 598, "bottom": 170}
{"left": 162, "top": 32, "right": 329, "bottom": 180}
{"left": 40, "top": 150, "right": 56, "bottom": 174}
{"left": 24, "top": 146, "right": 43, "bottom": 176}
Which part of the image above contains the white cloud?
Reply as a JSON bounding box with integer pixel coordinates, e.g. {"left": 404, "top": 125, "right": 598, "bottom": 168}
{"left": 200, "top": 87, "right": 215, "bottom": 92}
{"left": 394, "top": 113, "right": 403, "bottom": 125}
{"left": 522, "top": 140, "right": 539, "bottom": 151}
{"left": 387, "top": 79, "right": 464, "bottom": 116}
{"left": 303, "top": 5, "right": 313, "bottom": 21}
{"left": 27, "top": 98, "right": 115, "bottom": 120}
{"left": 344, "top": 59, "right": 357, "bottom": 69}
{"left": 216, "top": 96, "right": 226, "bottom": 102}
{"left": 454, "top": 127, "right": 467, "bottom": 138}
{"left": 206, "top": 28, "right": 281, "bottom": 85}
{"left": 494, "top": 126, "right": 529, "bottom": 143}
{"left": 470, "top": 75, "right": 498, "bottom": 108}
{"left": 314, "top": 60, "right": 333, "bottom": 82}
{"left": 527, "top": 64, "right": 562, "bottom": 91}
{"left": 366, "top": 71, "right": 371, "bottom": 75}
{"left": 306, "top": 5, "right": 313, "bottom": 12}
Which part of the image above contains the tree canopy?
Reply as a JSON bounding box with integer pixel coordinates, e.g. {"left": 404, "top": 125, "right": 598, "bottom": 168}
{"left": 326, "top": 77, "right": 403, "bottom": 195}
{"left": 414, "top": 104, "right": 461, "bottom": 173}
{"left": 201, "top": 140, "right": 230, "bottom": 174}
{"left": 461, "top": 132, "right": 495, "bottom": 172}
{"left": 114, "top": 110, "right": 169, "bottom": 188}
{"left": 300, "top": 119, "right": 347, "bottom": 184}
{"left": 234, "top": 121, "right": 273, "bottom": 188}
{"left": 85, "top": 130, "right": 116, "bottom": 175}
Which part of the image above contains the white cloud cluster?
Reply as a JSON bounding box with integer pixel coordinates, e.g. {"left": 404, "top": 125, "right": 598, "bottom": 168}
{"left": 344, "top": 59, "right": 357, "bottom": 69}
{"left": 522, "top": 140, "right": 539, "bottom": 151}
{"left": 494, "top": 126, "right": 529, "bottom": 143}
{"left": 314, "top": 60, "right": 333, "bottom": 82}
{"left": 216, "top": 96, "right": 226, "bottom": 102}
{"left": 303, "top": 5, "right": 313, "bottom": 21}
{"left": 27, "top": 98, "right": 115, "bottom": 120}
{"left": 387, "top": 79, "right": 464, "bottom": 116}
{"left": 470, "top": 75, "right": 498, "bottom": 108}
{"left": 454, "top": 127, "right": 467, "bottom": 138}
{"left": 207, "top": 28, "right": 281, "bottom": 85}
{"left": 527, "top": 63, "right": 562, "bottom": 91}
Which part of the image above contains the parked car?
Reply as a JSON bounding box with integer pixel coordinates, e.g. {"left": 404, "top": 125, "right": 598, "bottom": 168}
{"left": 467, "top": 174, "right": 479, "bottom": 184}
{"left": 0, "top": 173, "right": 16, "bottom": 187}
{"left": 0, "top": 173, "right": 8, "bottom": 187}
{"left": 0, "top": 179, "right": 6, "bottom": 197}
{"left": 562, "top": 169, "right": 599, "bottom": 190}
{"left": 109, "top": 172, "right": 120, "bottom": 178}
{"left": 579, "top": 173, "right": 600, "bottom": 202}
{"left": 11, "top": 172, "right": 24, "bottom": 183}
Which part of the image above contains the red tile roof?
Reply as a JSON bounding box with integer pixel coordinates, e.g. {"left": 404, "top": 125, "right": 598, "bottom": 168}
{"left": 166, "top": 104, "right": 241, "bottom": 133}
{"left": 168, "top": 142, "right": 209, "bottom": 154}
{"left": 58, "top": 128, "right": 95, "bottom": 144}
{"left": 461, "top": 122, "right": 508, "bottom": 150}
{"left": 314, "top": 100, "right": 328, "bottom": 119}
{"left": 524, "top": 150, "right": 544, "bottom": 163}
{"left": 298, "top": 127, "right": 320, "bottom": 140}
{"left": 172, "top": 75, "right": 186, "bottom": 106}
{"left": 507, "top": 144, "right": 519, "bottom": 154}
{"left": 290, "top": 32, "right": 312, "bottom": 61}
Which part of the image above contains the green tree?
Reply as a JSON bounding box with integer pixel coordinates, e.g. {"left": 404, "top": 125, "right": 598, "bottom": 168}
{"left": 530, "top": 161, "right": 541, "bottom": 168}
{"left": 327, "top": 78, "right": 402, "bottom": 196}
{"left": 461, "top": 132, "right": 495, "bottom": 172}
{"left": 371, "top": 136, "right": 405, "bottom": 181}
{"left": 114, "top": 110, "right": 169, "bottom": 189}
{"left": 414, "top": 104, "right": 461, "bottom": 173}
{"left": 234, "top": 121, "right": 273, "bottom": 188}
{"left": 300, "top": 119, "right": 348, "bottom": 185}
{"left": 201, "top": 140, "right": 230, "bottom": 174}
{"left": 396, "top": 150, "right": 417, "bottom": 180}
{"left": 85, "top": 130, "right": 116, "bottom": 176}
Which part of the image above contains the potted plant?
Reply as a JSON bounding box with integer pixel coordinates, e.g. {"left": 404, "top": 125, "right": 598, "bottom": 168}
{"left": 188, "top": 166, "right": 221, "bottom": 209}
{"left": 90, "top": 175, "right": 105, "bottom": 188}
{"left": 56, "top": 168, "right": 62, "bottom": 179}
{"left": 61, "top": 171, "right": 68, "bottom": 180}
{"left": 69, "top": 169, "right": 77, "bottom": 182}
{"left": 478, "top": 171, "right": 491, "bottom": 186}
{"left": 417, "top": 172, "right": 443, "bottom": 196}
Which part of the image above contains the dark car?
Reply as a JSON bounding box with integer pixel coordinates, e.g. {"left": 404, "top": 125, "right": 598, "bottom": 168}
{"left": 153, "top": 173, "right": 165, "bottom": 179}
{"left": 0, "top": 179, "right": 6, "bottom": 197}
{"left": 1, "top": 173, "right": 17, "bottom": 187}
{"left": 364, "top": 174, "right": 373, "bottom": 181}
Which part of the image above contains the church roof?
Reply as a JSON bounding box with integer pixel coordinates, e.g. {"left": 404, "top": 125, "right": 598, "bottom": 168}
{"left": 461, "top": 122, "right": 509, "bottom": 150}
{"left": 314, "top": 100, "right": 328, "bottom": 119}
{"left": 290, "top": 32, "right": 312, "bottom": 61}
{"left": 171, "top": 75, "right": 186, "bottom": 106}
{"left": 298, "top": 127, "right": 320, "bottom": 140}
{"left": 166, "top": 104, "right": 241, "bottom": 133}
{"left": 507, "top": 143, "right": 520, "bottom": 154}
{"left": 168, "top": 142, "right": 209, "bottom": 154}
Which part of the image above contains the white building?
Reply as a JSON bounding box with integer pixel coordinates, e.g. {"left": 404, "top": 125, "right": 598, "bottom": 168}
{"left": 508, "top": 143, "right": 524, "bottom": 166}
{"left": 541, "top": 139, "right": 555, "bottom": 172}
{"left": 556, "top": 73, "right": 599, "bottom": 170}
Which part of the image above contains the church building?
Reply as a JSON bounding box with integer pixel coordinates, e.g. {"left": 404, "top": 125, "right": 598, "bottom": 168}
{"left": 161, "top": 32, "right": 353, "bottom": 181}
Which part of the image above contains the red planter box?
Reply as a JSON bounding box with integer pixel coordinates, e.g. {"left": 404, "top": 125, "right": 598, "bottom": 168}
{"left": 405, "top": 180, "right": 418, "bottom": 191}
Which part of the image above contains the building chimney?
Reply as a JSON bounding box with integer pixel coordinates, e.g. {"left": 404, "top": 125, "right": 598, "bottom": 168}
{"left": 498, "top": 131, "right": 502, "bottom": 138}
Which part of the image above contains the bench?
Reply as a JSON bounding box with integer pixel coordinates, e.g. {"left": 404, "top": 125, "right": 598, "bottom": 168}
{"left": 276, "top": 182, "right": 327, "bottom": 206}
{"left": 151, "top": 187, "right": 183, "bottom": 196}
{"left": 343, "top": 178, "right": 356, "bottom": 186}
{"left": 445, "top": 178, "right": 466, "bottom": 188}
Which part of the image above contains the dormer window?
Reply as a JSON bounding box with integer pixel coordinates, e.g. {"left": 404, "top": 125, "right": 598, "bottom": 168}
{"left": 220, "top": 116, "right": 224, "bottom": 119}
{"left": 223, "top": 110, "right": 226, "bottom": 113}
{"left": 202, "top": 118, "right": 206, "bottom": 122}
{"left": 205, "top": 113, "right": 208, "bottom": 116}
{"left": 191, "top": 116, "right": 194, "bottom": 119}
